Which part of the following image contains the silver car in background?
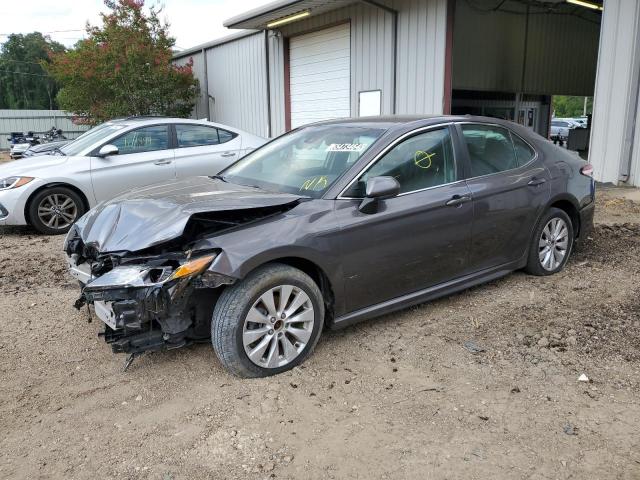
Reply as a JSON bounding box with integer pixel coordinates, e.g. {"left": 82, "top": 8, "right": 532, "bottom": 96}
{"left": 21, "top": 140, "right": 71, "bottom": 158}
{"left": 0, "top": 117, "right": 266, "bottom": 234}
{"left": 550, "top": 118, "right": 580, "bottom": 141}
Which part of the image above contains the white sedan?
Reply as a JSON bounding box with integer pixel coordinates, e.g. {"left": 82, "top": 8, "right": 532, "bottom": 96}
{"left": 0, "top": 117, "right": 266, "bottom": 234}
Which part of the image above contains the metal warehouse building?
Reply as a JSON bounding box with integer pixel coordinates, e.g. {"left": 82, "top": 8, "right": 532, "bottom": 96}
{"left": 173, "top": 0, "right": 640, "bottom": 186}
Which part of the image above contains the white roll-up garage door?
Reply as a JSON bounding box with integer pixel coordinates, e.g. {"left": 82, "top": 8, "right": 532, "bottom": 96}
{"left": 289, "top": 23, "right": 351, "bottom": 129}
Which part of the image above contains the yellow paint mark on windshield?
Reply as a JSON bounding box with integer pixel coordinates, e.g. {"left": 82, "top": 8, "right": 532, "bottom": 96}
{"left": 414, "top": 150, "right": 436, "bottom": 169}
{"left": 301, "top": 176, "right": 329, "bottom": 191}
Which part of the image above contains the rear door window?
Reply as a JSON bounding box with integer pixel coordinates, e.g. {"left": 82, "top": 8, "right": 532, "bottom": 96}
{"left": 461, "top": 124, "right": 518, "bottom": 177}
{"left": 175, "top": 124, "right": 220, "bottom": 147}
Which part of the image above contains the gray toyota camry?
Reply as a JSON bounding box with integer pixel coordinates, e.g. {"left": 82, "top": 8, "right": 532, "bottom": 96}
{"left": 65, "top": 115, "right": 595, "bottom": 377}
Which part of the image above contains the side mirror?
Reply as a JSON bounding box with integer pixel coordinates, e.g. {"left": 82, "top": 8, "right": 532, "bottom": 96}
{"left": 358, "top": 176, "right": 400, "bottom": 214}
{"left": 97, "top": 144, "right": 119, "bottom": 157}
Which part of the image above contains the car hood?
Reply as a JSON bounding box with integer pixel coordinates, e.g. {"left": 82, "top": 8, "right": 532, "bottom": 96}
{"left": 73, "top": 176, "right": 305, "bottom": 253}
{"left": 30, "top": 140, "right": 69, "bottom": 152}
{"left": 0, "top": 154, "right": 69, "bottom": 175}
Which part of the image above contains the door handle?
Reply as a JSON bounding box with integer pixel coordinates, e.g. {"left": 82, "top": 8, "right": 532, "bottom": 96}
{"left": 528, "top": 177, "right": 546, "bottom": 186}
{"left": 221, "top": 152, "right": 236, "bottom": 158}
{"left": 445, "top": 195, "right": 471, "bottom": 207}
{"left": 154, "top": 159, "right": 172, "bottom": 165}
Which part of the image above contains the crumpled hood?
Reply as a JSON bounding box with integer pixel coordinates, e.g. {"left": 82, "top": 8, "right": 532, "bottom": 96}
{"left": 73, "top": 176, "right": 304, "bottom": 253}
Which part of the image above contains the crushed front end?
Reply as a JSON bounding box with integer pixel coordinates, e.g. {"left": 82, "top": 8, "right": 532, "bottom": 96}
{"left": 64, "top": 229, "right": 234, "bottom": 356}
{"left": 62, "top": 176, "right": 304, "bottom": 362}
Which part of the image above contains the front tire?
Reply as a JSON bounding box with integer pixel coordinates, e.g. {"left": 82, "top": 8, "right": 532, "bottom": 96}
{"left": 28, "top": 187, "right": 85, "bottom": 235}
{"left": 211, "top": 263, "right": 324, "bottom": 378}
{"left": 525, "top": 207, "right": 574, "bottom": 276}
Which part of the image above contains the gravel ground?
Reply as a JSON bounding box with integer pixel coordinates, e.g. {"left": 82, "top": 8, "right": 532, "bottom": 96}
{"left": 1, "top": 189, "right": 640, "bottom": 479}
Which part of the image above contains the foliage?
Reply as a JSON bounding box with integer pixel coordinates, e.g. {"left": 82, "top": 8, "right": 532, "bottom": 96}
{"left": 0, "top": 33, "right": 66, "bottom": 109}
{"left": 552, "top": 96, "right": 593, "bottom": 119}
{"left": 45, "top": 0, "right": 199, "bottom": 124}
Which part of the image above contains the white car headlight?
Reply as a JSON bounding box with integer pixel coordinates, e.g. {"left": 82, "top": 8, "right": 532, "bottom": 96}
{"left": 0, "top": 176, "right": 34, "bottom": 191}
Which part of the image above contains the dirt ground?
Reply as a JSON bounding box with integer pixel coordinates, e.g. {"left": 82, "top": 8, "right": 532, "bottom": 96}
{"left": 1, "top": 188, "right": 639, "bottom": 480}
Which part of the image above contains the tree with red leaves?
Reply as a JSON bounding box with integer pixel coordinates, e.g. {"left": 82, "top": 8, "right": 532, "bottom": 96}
{"left": 45, "top": 0, "right": 199, "bottom": 124}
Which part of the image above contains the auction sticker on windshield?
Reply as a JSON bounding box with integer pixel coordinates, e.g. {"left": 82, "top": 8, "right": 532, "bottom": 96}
{"left": 326, "top": 143, "right": 366, "bottom": 152}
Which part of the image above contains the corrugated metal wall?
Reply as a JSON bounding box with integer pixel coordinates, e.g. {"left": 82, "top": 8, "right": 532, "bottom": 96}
{"left": 268, "top": 33, "right": 286, "bottom": 136}
{"left": 267, "top": 0, "right": 447, "bottom": 135}
{"left": 589, "top": 0, "right": 640, "bottom": 185}
{"left": 394, "top": 0, "right": 448, "bottom": 115}
{"left": 452, "top": 1, "right": 525, "bottom": 93}
{"left": 173, "top": 0, "right": 448, "bottom": 137}
{"left": 174, "top": 51, "right": 208, "bottom": 119}
{"left": 0, "top": 110, "right": 90, "bottom": 150}
{"left": 206, "top": 33, "right": 270, "bottom": 138}
{"left": 525, "top": 10, "right": 600, "bottom": 95}
{"left": 453, "top": 0, "right": 600, "bottom": 96}
{"left": 268, "top": 2, "right": 396, "bottom": 135}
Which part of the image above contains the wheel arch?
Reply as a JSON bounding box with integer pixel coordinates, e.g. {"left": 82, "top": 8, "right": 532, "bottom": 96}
{"left": 249, "top": 256, "right": 336, "bottom": 326}
{"left": 24, "top": 182, "right": 91, "bottom": 223}
{"left": 546, "top": 195, "right": 581, "bottom": 238}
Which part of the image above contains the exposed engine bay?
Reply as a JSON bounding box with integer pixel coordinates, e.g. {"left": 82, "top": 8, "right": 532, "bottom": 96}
{"left": 65, "top": 177, "right": 303, "bottom": 368}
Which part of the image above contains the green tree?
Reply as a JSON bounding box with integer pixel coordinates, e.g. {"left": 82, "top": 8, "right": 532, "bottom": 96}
{"left": 552, "top": 96, "right": 593, "bottom": 118}
{"left": 0, "top": 33, "right": 66, "bottom": 109}
{"left": 45, "top": 0, "right": 199, "bottom": 124}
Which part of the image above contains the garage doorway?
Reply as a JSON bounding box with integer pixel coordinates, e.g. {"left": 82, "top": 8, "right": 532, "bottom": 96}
{"left": 288, "top": 23, "right": 351, "bottom": 129}
{"left": 449, "top": 0, "right": 601, "bottom": 156}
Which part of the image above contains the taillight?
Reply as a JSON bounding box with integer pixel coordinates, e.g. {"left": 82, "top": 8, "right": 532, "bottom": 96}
{"left": 580, "top": 164, "right": 594, "bottom": 177}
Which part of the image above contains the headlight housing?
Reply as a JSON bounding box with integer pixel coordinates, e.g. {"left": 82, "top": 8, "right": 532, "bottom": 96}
{"left": 0, "top": 176, "right": 34, "bottom": 191}
{"left": 168, "top": 255, "right": 217, "bottom": 281}
{"left": 83, "top": 254, "right": 218, "bottom": 292}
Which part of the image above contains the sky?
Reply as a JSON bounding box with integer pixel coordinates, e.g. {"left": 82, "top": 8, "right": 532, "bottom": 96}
{"left": 0, "top": 0, "right": 274, "bottom": 51}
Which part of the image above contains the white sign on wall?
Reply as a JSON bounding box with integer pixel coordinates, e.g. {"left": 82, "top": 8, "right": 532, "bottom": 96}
{"left": 358, "top": 90, "right": 382, "bottom": 117}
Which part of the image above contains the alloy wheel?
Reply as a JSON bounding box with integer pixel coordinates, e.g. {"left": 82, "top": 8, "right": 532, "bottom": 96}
{"left": 242, "top": 284, "right": 315, "bottom": 369}
{"left": 538, "top": 217, "right": 569, "bottom": 271}
{"left": 37, "top": 193, "right": 78, "bottom": 231}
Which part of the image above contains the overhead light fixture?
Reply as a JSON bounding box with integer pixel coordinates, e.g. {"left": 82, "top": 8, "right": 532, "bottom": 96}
{"left": 267, "top": 11, "right": 311, "bottom": 28}
{"left": 566, "top": 0, "right": 603, "bottom": 11}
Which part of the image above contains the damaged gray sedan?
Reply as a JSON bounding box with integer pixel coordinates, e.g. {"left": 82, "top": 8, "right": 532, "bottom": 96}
{"left": 65, "top": 116, "right": 595, "bottom": 377}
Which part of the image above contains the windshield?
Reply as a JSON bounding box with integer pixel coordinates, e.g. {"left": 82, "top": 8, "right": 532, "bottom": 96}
{"left": 60, "top": 122, "right": 129, "bottom": 156}
{"left": 222, "top": 125, "right": 385, "bottom": 198}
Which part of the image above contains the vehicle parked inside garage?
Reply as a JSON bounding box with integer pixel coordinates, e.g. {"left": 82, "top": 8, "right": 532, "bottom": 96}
{"left": 0, "top": 117, "right": 266, "bottom": 234}
{"left": 65, "top": 115, "right": 595, "bottom": 377}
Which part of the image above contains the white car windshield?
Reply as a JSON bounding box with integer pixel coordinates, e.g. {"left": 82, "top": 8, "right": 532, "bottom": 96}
{"left": 222, "top": 125, "right": 385, "bottom": 198}
{"left": 60, "top": 123, "right": 129, "bottom": 156}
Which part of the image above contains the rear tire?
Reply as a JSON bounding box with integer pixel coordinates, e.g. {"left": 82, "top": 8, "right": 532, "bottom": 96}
{"left": 211, "top": 263, "right": 324, "bottom": 378}
{"left": 28, "top": 186, "right": 85, "bottom": 235}
{"left": 525, "top": 207, "right": 574, "bottom": 276}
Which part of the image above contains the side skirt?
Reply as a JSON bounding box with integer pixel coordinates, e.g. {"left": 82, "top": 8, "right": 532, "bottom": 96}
{"left": 330, "top": 257, "right": 526, "bottom": 330}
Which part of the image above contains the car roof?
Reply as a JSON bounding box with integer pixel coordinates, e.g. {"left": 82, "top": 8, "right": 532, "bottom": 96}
{"left": 103, "top": 116, "right": 245, "bottom": 132}
{"left": 309, "top": 114, "right": 529, "bottom": 133}
{"left": 109, "top": 117, "right": 214, "bottom": 125}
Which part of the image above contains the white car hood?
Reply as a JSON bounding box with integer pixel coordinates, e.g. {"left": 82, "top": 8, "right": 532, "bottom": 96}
{"left": 11, "top": 143, "right": 31, "bottom": 152}
{"left": 0, "top": 155, "right": 71, "bottom": 177}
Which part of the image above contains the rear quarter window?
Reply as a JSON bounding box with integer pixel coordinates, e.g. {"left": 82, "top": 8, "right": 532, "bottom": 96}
{"left": 511, "top": 133, "right": 536, "bottom": 167}
{"left": 218, "top": 129, "right": 237, "bottom": 144}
